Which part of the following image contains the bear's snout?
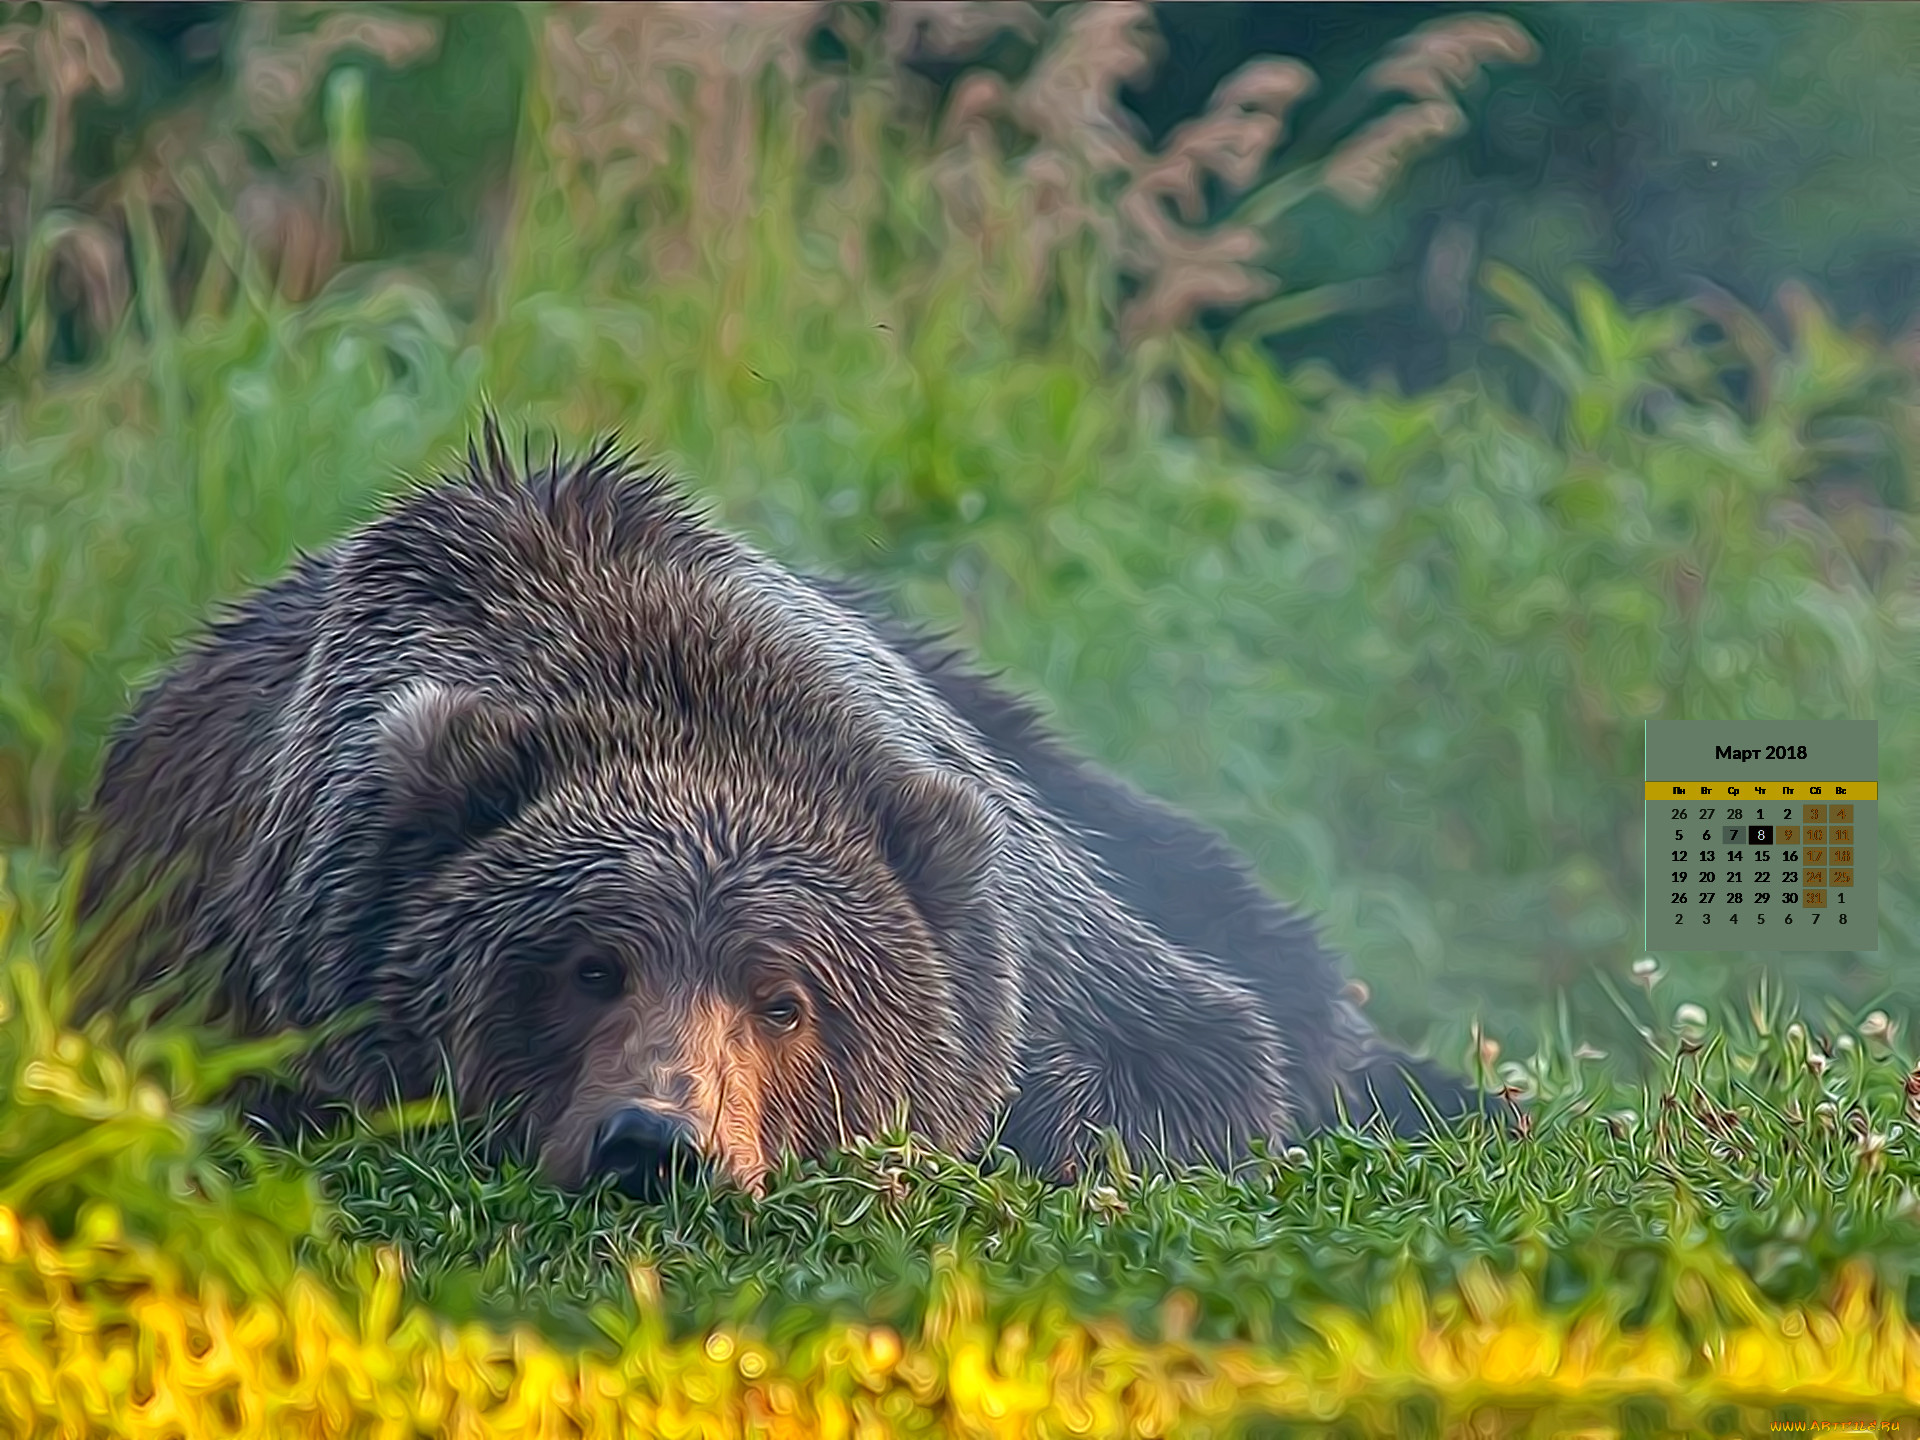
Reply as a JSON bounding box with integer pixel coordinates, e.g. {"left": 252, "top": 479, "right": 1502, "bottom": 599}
{"left": 591, "top": 1105, "right": 702, "bottom": 1201}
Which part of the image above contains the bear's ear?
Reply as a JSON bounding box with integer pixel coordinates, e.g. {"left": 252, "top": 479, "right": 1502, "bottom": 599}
{"left": 876, "top": 769, "right": 999, "bottom": 936}
{"left": 372, "top": 681, "right": 549, "bottom": 868}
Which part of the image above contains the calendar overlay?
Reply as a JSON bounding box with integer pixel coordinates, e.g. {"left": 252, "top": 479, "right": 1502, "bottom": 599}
{"left": 1644, "top": 720, "right": 1878, "bottom": 952}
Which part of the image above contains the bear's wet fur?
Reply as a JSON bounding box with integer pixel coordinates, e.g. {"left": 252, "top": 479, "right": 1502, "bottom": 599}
{"left": 79, "top": 423, "right": 1480, "bottom": 1195}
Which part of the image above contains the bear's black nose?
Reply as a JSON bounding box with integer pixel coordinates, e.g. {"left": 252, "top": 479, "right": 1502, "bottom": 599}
{"left": 591, "top": 1106, "right": 700, "bottom": 1200}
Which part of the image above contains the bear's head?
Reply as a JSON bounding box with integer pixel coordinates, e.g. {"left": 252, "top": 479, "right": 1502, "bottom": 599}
{"left": 366, "top": 678, "right": 1019, "bottom": 1198}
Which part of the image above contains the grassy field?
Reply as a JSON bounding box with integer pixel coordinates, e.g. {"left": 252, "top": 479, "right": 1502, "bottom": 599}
{"left": 1, "top": 3, "right": 1919, "bottom": 1433}
{"left": 6, "top": 870, "right": 1920, "bottom": 1434}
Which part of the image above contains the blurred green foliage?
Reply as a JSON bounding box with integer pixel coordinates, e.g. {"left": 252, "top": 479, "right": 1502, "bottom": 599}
{"left": 0, "top": 12, "right": 1916, "bottom": 1429}
{"left": 1150, "top": 3, "right": 1920, "bottom": 391}
{"left": 0, "top": 0, "right": 1911, "bottom": 1077}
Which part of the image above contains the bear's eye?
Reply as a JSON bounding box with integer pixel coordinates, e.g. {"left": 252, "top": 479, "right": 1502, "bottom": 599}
{"left": 572, "top": 955, "right": 624, "bottom": 1001}
{"left": 759, "top": 992, "right": 804, "bottom": 1035}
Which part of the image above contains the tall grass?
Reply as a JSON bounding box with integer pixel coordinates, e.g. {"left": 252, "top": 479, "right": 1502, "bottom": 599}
{"left": 0, "top": 0, "right": 1913, "bottom": 1084}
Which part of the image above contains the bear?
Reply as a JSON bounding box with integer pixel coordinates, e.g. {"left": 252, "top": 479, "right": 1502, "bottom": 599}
{"left": 821, "top": 587, "right": 1481, "bottom": 1137}
{"left": 77, "top": 422, "right": 1481, "bottom": 1200}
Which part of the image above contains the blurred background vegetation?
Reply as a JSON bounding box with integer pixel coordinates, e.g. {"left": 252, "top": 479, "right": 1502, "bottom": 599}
{"left": 0, "top": 0, "right": 1913, "bottom": 1081}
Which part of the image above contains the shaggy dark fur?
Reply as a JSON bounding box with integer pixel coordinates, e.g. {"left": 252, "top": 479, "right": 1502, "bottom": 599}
{"left": 824, "top": 585, "right": 1484, "bottom": 1135}
{"left": 79, "top": 423, "right": 1480, "bottom": 1196}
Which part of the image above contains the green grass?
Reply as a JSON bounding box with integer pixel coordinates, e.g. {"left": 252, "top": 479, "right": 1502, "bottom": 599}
{"left": 269, "top": 977, "right": 1920, "bottom": 1355}
{"left": 8, "top": 857, "right": 1920, "bottom": 1401}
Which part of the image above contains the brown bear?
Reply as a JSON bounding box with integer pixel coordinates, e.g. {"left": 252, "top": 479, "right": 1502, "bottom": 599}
{"left": 78, "top": 422, "right": 1480, "bottom": 1199}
